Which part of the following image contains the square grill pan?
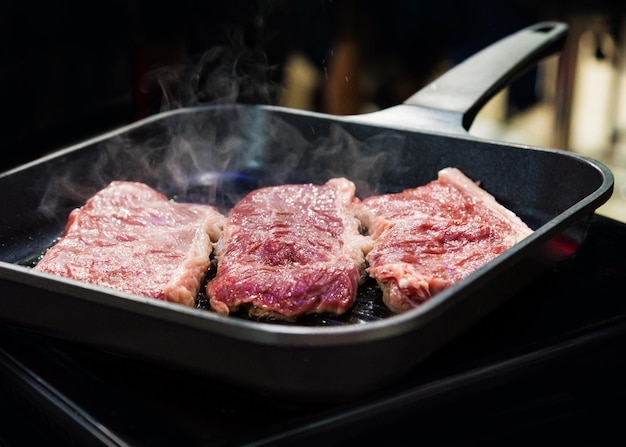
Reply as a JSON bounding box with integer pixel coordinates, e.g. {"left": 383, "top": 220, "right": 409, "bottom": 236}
{"left": 0, "top": 22, "right": 614, "bottom": 400}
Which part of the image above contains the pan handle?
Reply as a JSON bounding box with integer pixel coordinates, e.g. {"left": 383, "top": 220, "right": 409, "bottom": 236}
{"left": 345, "top": 22, "right": 568, "bottom": 134}
{"left": 405, "top": 21, "right": 568, "bottom": 131}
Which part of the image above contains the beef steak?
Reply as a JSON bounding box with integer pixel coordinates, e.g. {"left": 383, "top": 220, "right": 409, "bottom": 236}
{"left": 358, "top": 167, "right": 533, "bottom": 313}
{"left": 206, "top": 178, "right": 371, "bottom": 320}
{"left": 34, "top": 181, "right": 226, "bottom": 307}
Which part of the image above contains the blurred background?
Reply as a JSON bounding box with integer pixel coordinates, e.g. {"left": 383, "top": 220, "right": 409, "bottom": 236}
{"left": 1, "top": 0, "right": 625, "bottom": 221}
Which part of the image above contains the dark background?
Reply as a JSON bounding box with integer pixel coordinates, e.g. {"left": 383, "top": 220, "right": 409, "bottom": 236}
{"left": 1, "top": 0, "right": 624, "bottom": 172}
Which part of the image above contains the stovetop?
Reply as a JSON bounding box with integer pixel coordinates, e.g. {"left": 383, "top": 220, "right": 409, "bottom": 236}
{"left": 1, "top": 213, "right": 626, "bottom": 446}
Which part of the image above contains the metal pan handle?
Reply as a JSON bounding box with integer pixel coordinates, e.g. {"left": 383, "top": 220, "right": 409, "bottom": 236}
{"left": 346, "top": 22, "right": 568, "bottom": 135}
{"left": 405, "top": 21, "right": 568, "bottom": 130}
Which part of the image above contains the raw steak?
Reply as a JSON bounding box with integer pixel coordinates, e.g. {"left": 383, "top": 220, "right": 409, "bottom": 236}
{"left": 358, "top": 167, "right": 533, "bottom": 313}
{"left": 207, "top": 178, "right": 371, "bottom": 320}
{"left": 34, "top": 181, "right": 226, "bottom": 307}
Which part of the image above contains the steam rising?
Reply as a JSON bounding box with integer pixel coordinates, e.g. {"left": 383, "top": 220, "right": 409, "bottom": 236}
{"left": 149, "top": 33, "right": 280, "bottom": 111}
{"left": 36, "top": 35, "right": 412, "bottom": 224}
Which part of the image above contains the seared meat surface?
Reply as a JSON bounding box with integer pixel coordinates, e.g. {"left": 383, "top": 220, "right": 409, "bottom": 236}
{"left": 34, "top": 181, "right": 226, "bottom": 307}
{"left": 207, "top": 178, "right": 371, "bottom": 320}
{"left": 34, "top": 169, "right": 533, "bottom": 318}
{"left": 358, "top": 168, "right": 533, "bottom": 313}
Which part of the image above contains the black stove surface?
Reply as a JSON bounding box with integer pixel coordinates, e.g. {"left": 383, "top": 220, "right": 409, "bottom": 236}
{"left": 1, "top": 213, "right": 626, "bottom": 446}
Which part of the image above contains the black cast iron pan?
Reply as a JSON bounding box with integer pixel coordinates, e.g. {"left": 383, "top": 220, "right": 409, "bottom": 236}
{"left": 0, "top": 22, "right": 614, "bottom": 401}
